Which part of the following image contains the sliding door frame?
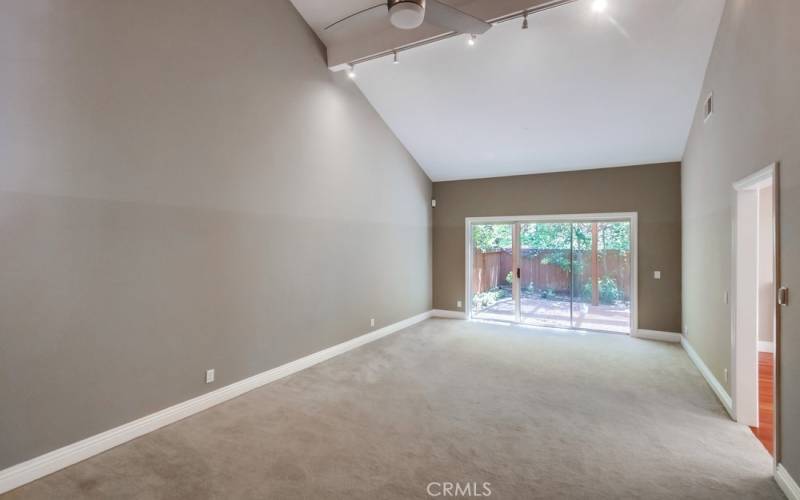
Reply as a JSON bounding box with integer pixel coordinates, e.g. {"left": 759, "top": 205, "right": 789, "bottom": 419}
{"left": 465, "top": 212, "right": 639, "bottom": 334}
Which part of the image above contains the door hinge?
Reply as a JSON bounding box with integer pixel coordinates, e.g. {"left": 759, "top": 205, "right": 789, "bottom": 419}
{"left": 517, "top": 268, "right": 521, "bottom": 279}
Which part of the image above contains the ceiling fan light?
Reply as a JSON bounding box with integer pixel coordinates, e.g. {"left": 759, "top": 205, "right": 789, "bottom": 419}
{"left": 389, "top": 1, "right": 426, "bottom": 30}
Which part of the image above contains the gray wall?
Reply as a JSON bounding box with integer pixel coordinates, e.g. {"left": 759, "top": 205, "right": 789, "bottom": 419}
{"left": 682, "top": 0, "right": 799, "bottom": 475}
{"left": 433, "top": 163, "right": 682, "bottom": 333}
{"left": 0, "top": 0, "right": 432, "bottom": 469}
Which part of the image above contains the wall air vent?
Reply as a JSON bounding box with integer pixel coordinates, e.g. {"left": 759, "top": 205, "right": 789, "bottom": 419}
{"left": 704, "top": 92, "right": 713, "bottom": 122}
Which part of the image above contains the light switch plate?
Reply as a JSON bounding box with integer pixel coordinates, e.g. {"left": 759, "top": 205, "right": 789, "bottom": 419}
{"left": 654, "top": 271, "right": 661, "bottom": 280}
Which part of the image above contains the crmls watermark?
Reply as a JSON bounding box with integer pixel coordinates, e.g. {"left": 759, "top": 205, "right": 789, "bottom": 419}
{"left": 426, "top": 482, "right": 492, "bottom": 497}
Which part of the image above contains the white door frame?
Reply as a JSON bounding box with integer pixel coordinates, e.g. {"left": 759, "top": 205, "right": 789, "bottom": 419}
{"left": 465, "top": 212, "right": 639, "bottom": 334}
{"left": 730, "top": 163, "right": 779, "bottom": 461}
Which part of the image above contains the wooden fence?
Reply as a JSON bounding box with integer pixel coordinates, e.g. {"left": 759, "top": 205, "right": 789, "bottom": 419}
{"left": 472, "top": 248, "right": 631, "bottom": 299}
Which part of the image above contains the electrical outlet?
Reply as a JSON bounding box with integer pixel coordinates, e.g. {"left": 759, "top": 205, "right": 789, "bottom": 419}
{"left": 205, "top": 369, "right": 215, "bottom": 384}
{"left": 370, "top": 318, "right": 375, "bottom": 327}
{"left": 457, "top": 300, "right": 462, "bottom": 308}
{"left": 723, "top": 368, "right": 728, "bottom": 383}
{"left": 683, "top": 325, "right": 688, "bottom": 335}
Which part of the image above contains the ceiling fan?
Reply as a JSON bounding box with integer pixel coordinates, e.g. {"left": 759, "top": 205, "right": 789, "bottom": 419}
{"left": 324, "top": 0, "right": 492, "bottom": 35}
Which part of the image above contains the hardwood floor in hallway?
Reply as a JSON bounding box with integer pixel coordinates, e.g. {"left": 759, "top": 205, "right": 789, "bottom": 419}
{"left": 750, "top": 351, "right": 775, "bottom": 455}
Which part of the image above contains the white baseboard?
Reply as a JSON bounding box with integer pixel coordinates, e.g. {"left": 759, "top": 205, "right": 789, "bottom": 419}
{"left": 0, "top": 310, "right": 433, "bottom": 495}
{"left": 758, "top": 341, "right": 775, "bottom": 353}
{"left": 777, "top": 464, "right": 800, "bottom": 500}
{"left": 633, "top": 329, "right": 682, "bottom": 343}
{"left": 431, "top": 309, "right": 467, "bottom": 319}
{"left": 681, "top": 336, "right": 734, "bottom": 418}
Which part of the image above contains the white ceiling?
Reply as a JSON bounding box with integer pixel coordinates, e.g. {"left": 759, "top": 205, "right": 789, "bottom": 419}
{"left": 293, "top": 0, "right": 725, "bottom": 181}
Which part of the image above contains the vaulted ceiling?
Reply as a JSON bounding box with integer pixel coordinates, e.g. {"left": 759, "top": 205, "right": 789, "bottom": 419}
{"left": 290, "top": 0, "right": 725, "bottom": 181}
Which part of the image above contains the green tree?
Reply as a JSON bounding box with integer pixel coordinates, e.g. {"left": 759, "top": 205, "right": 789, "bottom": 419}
{"left": 473, "top": 222, "right": 629, "bottom": 254}
{"left": 472, "top": 224, "right": 512, "bottom": 252}
{"left": 598, "top": 222, "right": 630, "bottom": 251}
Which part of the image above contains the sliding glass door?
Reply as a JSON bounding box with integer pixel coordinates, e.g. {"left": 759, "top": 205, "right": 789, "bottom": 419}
{"left": 519, "top": 223, "right": 573, "bottom": 329}
{"left": 470, "top": 223, "right": 516, "bottom": 322}
{"left": 571, "top": 221, "right": 632, "bottom": 333}
{"left": 468, "top": 216, "right": 634, "bottom": 334}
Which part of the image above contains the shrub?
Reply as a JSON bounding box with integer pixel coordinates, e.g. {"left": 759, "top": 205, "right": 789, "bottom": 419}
{"left": 472, "top": 287, "right": 511, "bottom": 309}
{"left": 582, "top": 277, "right": 622, "bottom": 305}
{"left": 599, "top": 277, "right": 621, "bottom": 304}
{"left": 581, "top": 282, "right": 593, "bottom": 302}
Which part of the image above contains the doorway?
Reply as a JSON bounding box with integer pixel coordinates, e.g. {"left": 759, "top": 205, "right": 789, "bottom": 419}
{"left": 466, "top": 213, "right": 637, "bottom": 334}
{"left": 732, "top": 164, "right": 778, "bottom": 457}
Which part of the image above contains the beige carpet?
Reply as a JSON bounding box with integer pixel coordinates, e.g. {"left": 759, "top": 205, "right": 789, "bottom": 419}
{"left": 3, "top": 319, "right": 784, "bottom": 499}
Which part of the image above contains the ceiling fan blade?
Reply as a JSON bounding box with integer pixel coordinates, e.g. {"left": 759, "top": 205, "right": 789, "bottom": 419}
{"left": 324, "top": 3, "right": 387, "bottom": 31}
{"left": 425, "top": 0, "right": 492, "bottom": 34}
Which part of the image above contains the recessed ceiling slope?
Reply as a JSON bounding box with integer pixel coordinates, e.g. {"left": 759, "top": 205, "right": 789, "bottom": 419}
{"left": 305, "top": 0, "right": 725, "bottom": 181}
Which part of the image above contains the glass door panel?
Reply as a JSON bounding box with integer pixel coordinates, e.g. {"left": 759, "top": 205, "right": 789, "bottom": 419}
{"left": 596, "top": 221, "right": 632, "bottom": 333}
{"left": 571, "top": 221, "right": 632, "bottom": 333}
{"left": 519, "top": 223, "right": 573, "bottom": 329}
{"left": 471, "top": 223, "right": 515, "bottom": 322}
{"left": 570, "top": 223, "right": 594, "bottom": 331}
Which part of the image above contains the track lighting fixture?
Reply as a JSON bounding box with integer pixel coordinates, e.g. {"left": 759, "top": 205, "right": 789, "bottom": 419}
{"left": 339, "top": 0, "right": 582, "bottom": 74}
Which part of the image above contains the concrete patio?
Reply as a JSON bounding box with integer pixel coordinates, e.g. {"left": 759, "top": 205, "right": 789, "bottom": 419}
{"left": 472, "top": 297, "right": 631, "bottom": 333}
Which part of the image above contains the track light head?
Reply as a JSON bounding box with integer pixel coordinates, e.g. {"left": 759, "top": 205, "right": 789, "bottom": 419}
{"left": 347, "top": 64, "right": 357, "bottom": 79}
{"left": 592, "top": 0, "right": 608, "bottom": 13}
{"left": 467, "top": 34, "right": 477, "bottom": 46}
{"left": 393, "top": 51, "right": 400, "bottom": 64}
{"left": 522, "top": 12, "right": 529, "bottom": 30}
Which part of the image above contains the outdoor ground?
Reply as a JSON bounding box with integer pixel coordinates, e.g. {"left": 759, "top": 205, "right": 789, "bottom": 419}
{"left": 473, "top": 296, "right": 631, "bottom": 333}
